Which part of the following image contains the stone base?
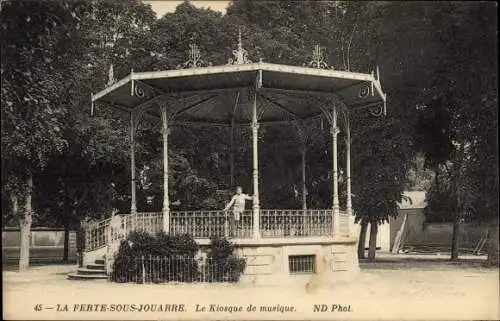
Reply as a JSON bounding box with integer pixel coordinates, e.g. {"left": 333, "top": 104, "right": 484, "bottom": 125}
{"left": 84, "top": 237, "right": 359, "bottom": 286}
{"left": 82, "top": 247, "right": 106, "bottom": 269}
{"left": 234, "top": 238, "right": 359, "bottom": 287}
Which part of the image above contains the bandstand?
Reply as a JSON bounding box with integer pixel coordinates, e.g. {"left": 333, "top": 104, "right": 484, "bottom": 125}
{"left": 85, "top": 34, "right": 387, "bottom": 286}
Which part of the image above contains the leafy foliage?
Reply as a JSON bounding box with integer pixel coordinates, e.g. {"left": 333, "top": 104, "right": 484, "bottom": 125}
{"left": 205, "top": 237, "right": 246, "bottom": 283}
{"left": 416, "top": 3, "right": 498, "bottom": 225}
{"left": 1, "top": 1, "right": 86, "bottom": 179}
{"left": 110, "top": 232, "right": 245, "bottom": 283}
{"left": 110, "top": 231, "right": 199, "bottom": 283}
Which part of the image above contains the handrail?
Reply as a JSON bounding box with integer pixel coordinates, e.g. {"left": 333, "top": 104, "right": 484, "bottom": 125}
{"left": 84, "top": 209, "right": 351, "bottom": 252}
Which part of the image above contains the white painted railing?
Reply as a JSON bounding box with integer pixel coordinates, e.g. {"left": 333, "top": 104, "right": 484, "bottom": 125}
{"left": 85, "top": 218, "right": 112, "bottom": 252}
{"left": 85, "top": 209, "right": 351, "bottom": 252}
{"left": 260, "top": 209, "right": 334, "bottom": 237}
{"left": 170, "top": 210, "right": 252, "bottom": 239}
{"left": 129, "top": 212, "right": 163, "bottom": 235}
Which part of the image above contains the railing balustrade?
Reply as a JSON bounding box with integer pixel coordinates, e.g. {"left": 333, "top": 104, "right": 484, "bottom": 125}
{"left": 260, "top": 209, "right": 333, "bottom": 237}
{"left": 170, "top": 210, "right": 252, "bottom": 239}
{"left": 84, "top": 209, "right": 350, "bottom": 252}
{"left": 85, "top": 218, "right": 111, "bottom": 252}
{"left": 132, "top": 212, "right": 163, "bottom": 235}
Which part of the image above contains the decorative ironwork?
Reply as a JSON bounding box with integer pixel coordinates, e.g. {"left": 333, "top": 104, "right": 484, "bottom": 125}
{"left": 330, "top": 126, "right": 340, "bottom": 136}
{"left": 84, "top": 209, "right": 347, "bottom": 251}
{"left": 107, "top": 64, "right": 116, "bottom": 86}
{"left": 260, "top": 209, "right": 336, "bottom": 237}
{"left": 358, "top": 85, "right": 370, "bottom": 98}
{"left": 305, "top": 44, "right": 332, "bottom": 69}
{"left": 134, "top": 84, "right": 145, "bottom": 98}
{"left": 227, "top": 28, "right": 252, "bottom": 65}
{"left": 368, "top": 104, "right": 384, "bottom": 117}
{"left": 177, "top": 42, "right": 212, "bottom": 69}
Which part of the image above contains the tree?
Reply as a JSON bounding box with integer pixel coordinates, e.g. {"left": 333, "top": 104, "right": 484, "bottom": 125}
{"left": 351, "top": 114, "right": 414, "bottom": 260}
{"left": 328, "top": 2, "right": 424, "bottom": 260}
{"left": 1, "top": 0, "right": 91, "bottom": 271}
{"left": 32, "top": 0, "right": 157, "bottom": 261}
{"left": 1, "top": 0, "right": 157, "bottom": 269}
{"left": 415, "top": 2, "right": 497, "bottom": 262}
{"left": 405, "top": 154, "right": 435, "bottom": 191}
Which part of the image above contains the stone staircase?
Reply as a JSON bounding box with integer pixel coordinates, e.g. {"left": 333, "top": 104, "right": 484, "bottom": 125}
{"left": 67, "top": 258, "right": 107, "bottom": 280}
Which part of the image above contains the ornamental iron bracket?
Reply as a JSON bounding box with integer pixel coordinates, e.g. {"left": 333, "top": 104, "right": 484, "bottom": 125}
{"left": 177, "top": 42, "right": 212, "bottom": 69}
{"left": 304, "top": 44, "right": 333, "bottom": 70}
{"left": 368, "top": 104, "right": 385, "bottom": 117}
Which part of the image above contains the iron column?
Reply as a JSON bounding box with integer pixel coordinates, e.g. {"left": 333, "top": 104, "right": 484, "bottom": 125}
{"left": 130, "top": 113, "right": 137, "bottom": 216}
{"left": 345, "top": 110, "right": 352, "bottom": 236}
{"left": 301, "top": 144, "right": 307, "bottom": 210}
{"left": 252, "top": 87, "right": 260, "bottom": 240}
{"left": 331, "top": 105, "right": 340, "bottom": 234}
{"left": 161, "top": 103, "right": 170, "bottom": 233}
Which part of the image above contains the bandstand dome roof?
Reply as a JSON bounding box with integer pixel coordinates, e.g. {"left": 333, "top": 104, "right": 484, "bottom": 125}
{"left": 92, "top": 61, "right": 387, "bottom": 126}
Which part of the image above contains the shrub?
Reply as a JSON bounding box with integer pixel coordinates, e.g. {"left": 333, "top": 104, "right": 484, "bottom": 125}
{"left": 205, "top": 237, "right": 246, "bottom": 283}
{"left": 110, "top": 234, "right": 246, "bottom": 283}
{"left": 111, "top": 232, "right": 199, "bottom": 283}
{"left": 151, "top": 232, "right": 199, "bottom": 257}
{"left": 110, "top": 239, "right": 139, "bottom": 283}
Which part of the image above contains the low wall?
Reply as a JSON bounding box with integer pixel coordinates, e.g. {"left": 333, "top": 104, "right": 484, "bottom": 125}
{"left": 404, "top": 222, "right": 489, "bottom": 249}
{"left": 2, "top": 229, "right": 78, "bottom": 264}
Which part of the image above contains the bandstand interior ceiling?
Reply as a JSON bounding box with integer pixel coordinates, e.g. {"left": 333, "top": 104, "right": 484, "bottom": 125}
{"left": 93, "top": 62, "right": 387, "bottom": 126}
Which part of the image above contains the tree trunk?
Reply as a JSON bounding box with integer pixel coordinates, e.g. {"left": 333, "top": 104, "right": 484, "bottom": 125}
{"left": 76, "top": 225, "right": 84, "bottom": 268}
{"left": 357, "top": 220, "right": 368, "bottom": 259}
{"left": 19, "top": 173, "right": 33, "bottom": 272}
{"left": 63, "top": 219, "right": 70, "bottom": 263}
{"left": 486, "top": 219, "right": 499, "bottom": 266}
{"left": 367, "top": 220, "right": 378, "bottom": 261}
{"left": 450, "top": 212, "right": 460, "bottom": 261}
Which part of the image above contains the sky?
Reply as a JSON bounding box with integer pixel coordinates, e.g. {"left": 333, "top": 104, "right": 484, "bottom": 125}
{"left": 143, "top": 1, "right": 230, "bottom": 17}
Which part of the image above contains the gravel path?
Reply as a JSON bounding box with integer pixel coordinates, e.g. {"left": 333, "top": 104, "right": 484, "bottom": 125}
{"left": 3, "top": 264, "right": 499, "bottom": 320}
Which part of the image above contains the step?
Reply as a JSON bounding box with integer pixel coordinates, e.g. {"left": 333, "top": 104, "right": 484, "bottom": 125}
{"left": 94, "top": 259, "right": 105, "bottom": 265}
{"left": 77, "top": 267, "right": 107, "bottom": 275}
{"left": 86, "top": 263, "right": 105, "bottom": 271}
{"left": 67, "top": 272, "right": 108, "bottom": 280}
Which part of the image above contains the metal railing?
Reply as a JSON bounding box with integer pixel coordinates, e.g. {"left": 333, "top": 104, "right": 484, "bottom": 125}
{"left": 170, "top": 210, "right": 252, "bottom": 238}
{"left": 110, "top": 256, "right": 244, "bottom": 283}
{"left": 85, "top": 218, "right": 112, "bottom": 252}
{"left": 129, "top": 212, "right": 163, "bottom": 235}
{"left": 85, "top": 209, "right": 350, "bottom": 252}
{"left": 260, "top": 209, "right": 333, "bottom": 237}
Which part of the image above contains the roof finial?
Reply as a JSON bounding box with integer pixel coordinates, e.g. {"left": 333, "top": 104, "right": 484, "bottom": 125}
{"left": 177, "top": 40, "right": 212, "bottom": 69}
{"left": 228, "top": 26, "right": 252, "bottom": 65}
{"left": 304, "top": 44, "right": 332, "bottom": 69}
